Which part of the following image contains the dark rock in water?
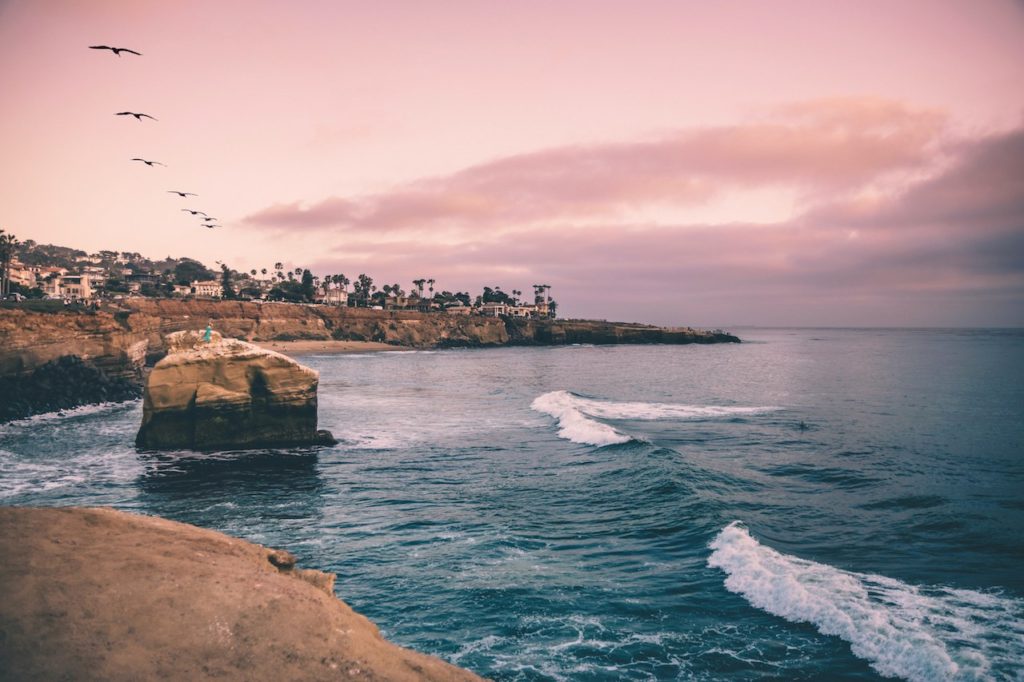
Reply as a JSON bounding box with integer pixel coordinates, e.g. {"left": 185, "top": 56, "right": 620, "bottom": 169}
{"left": 0, "top": 355, "right": 141, "bottom": 423}
{"left": 135, "top": 330, "right": 335, "bottom": 451}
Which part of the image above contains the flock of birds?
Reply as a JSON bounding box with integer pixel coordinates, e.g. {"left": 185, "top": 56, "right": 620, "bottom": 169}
{"left": 91, "top": 45, "right": 219, "bottom": 229}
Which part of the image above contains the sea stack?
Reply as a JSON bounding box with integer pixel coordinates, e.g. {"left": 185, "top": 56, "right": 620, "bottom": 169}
{"left": 135, "top": 330, "right": 336, "bottom": 450}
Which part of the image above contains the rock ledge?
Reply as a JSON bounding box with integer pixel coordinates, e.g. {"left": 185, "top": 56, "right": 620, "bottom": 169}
{"left": 0, "top": 506, "right": 482, "bottom": 681}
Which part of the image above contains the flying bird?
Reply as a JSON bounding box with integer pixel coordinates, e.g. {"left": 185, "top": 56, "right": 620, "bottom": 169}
{"left": 202, "top": 224, "right": 219, "bottom": 229}
{"left": 89, "top": 45, "right": 142, "bottom": 57}
{"left": 131, "top": 158, "right": 164, "bottom": 167}
{"left": 116, "top": 111, "right": 157, "bottom": 121}
{"left": 181, "top": 209, "right": 208, "bottom": 217}
{"left": 168, "top": 191, "right": 197, "bottom": 197}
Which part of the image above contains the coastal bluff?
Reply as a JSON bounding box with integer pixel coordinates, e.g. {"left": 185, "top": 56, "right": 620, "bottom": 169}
{"left": 0, "top": 506, "right": 483, "bottom": 682}
{"left": 136, "top": 330, "right": 336, "bottom": 450}
{"left": 1, "top": 300, "right": 739, "bottom": 422}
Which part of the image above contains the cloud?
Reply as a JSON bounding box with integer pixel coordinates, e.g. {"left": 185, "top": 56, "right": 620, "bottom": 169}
{"left": 245, "top": 97, "right": 949, "bottom": 233}
{"left": 295, "top": 122, "right": 1024, "bottom": 326}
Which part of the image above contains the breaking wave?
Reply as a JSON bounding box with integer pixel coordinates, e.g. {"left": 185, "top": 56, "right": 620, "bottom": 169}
{"left": 530, "top": 390, "right": 776, "bottom": 446}
{"left": 708, "top": 522, "right": 1024, "bottom": 681}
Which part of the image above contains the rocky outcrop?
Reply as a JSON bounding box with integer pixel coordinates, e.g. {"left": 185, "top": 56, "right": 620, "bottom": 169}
{"left": 506, "top": 318, "right": 742, "bottom": 345}
{"left": 135, "top": 330, "right": 335, "bottom": 450}
{"left": 0, "top": 506, "right": 483, "bottom": 682}
{"left": 0, "top": 355, "right": 141, "bottom": 422}
{"left": 1, "top": 301, "right": 739, "bottom": 422}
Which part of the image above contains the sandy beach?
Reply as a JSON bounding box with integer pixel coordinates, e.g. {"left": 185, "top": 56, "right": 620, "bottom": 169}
{"left": 254, "top": 339, "right": 400, "bottom": 355}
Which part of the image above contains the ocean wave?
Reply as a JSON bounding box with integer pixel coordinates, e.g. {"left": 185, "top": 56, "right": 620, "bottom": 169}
{"left": 530, "top": 391, "right": 776, "bottom": 447}
{"left": 708, "top": 522, "right": 1024, "bottom": 681}
{"left": 0, "top": 400, "right": 139, "bottom": 435}
{"left": 530, "top": 391, "right": 632, "bottom": 446}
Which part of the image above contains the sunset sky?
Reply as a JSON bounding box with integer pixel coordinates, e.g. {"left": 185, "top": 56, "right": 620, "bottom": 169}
{"left": 1, "top": 0, "right": 1022, "bottom": 326}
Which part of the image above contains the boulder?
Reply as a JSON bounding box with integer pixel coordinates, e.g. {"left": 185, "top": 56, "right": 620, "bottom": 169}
{"left": 135, "top": 330, "right": 336, "bottom": 450}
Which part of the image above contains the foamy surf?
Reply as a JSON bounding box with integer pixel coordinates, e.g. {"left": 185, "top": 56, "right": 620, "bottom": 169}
{"left": 708, "top": 522, "right": 1024, "bottom": 681}
{"left": 530, "top": 391, "right": 776, "bottom": 447}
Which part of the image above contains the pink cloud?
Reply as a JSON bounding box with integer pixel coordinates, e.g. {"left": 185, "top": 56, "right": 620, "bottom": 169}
{"left": 245, "top": 98, "right": 948, "bottom": 232}
{"left": 298, "top": 123, "right": 1024, "bottom": 326}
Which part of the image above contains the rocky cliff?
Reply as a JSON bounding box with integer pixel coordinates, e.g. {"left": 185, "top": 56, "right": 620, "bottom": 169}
{"left": 0, "top": 300, "right": 738, "bottom": 422}
{"left": 136, "top": 330, "right": 336, "bottom": 450}
{"left": 0, "top": 506, "right": 483, "bottom": 681}
{"left": 506, "top": 318, "right": 741, "bottom": 345}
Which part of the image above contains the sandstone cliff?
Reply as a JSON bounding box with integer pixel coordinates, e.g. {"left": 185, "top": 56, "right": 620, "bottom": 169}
{"left": 136, "top": 330, "right": 335, "bottom": 450}
{"left": 0, "top": 300, "right": 739, "bottom": 422}
{"left": 0, "top": 506, "right": 483, "bottom": 682}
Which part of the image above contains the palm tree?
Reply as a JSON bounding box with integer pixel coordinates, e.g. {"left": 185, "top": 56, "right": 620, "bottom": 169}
{"left": 427, "top": 278, "right": 435, "bottom": 298}
{"left": 412, "top": 278, "right": 425, "bottom": 297}
{"left": 0, "top": 229, "right": 20, "bottom": 298}
{"left": 261, "top": 268, "right": 267, "bottom": 277}
{"left": 250, "top": 269, "right": 257, "bottom": 278}
{"left": 294, "top": 267, "right": 302, "bottom": 277}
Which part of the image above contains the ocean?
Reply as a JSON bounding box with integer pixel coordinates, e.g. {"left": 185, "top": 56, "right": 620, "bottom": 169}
{"left": 1, "top": 328, "right": 1022, "bottom": 681}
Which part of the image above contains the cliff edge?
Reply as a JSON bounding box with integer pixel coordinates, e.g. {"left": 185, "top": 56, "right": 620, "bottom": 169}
{"left": 0, "top": 506, "right": 483, "bottom": 682}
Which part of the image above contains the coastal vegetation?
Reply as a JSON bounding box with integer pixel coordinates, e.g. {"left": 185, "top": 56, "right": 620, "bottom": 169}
{"left": 1, "top": 232, "right": 558, "bottom": 319}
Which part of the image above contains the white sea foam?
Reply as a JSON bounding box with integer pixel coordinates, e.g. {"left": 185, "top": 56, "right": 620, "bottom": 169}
{"left": 530, "top": 391, "right": 631, "bottom": 446}
{"left": 0, "top": 400, "right": 138, "bottom": 432}
{"left": 708, "top": 522, "right": 1024, "bottom": 681}
{"left": 530, "top": 391, "right": 776, "bottom": 447}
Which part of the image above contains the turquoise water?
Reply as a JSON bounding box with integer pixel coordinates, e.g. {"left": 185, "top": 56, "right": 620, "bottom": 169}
{"left": 2, "top": 328, "right": 1023, "bottom": 680}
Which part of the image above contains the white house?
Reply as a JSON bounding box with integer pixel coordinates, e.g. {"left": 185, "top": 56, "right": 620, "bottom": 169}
{"left": 191, "top": 280, "right": 222, "bottom": 298}
{"left": 60, "top": 274, "right": 93, "bottom": 300}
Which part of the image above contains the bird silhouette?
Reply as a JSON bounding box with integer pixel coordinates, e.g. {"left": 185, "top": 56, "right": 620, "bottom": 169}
{"left": 181, "top": 209, "right": 209, "bottom": 217}
{"left": 89, "top": 45, "right": 142, "bottom": 57}
{"left": 168, "top": 191, "right": 197, "bottom": 197}
{"left": 202, "top": 224, "right": 219, "bottom": 229}
{"left": 131, "top": 158, "right": 164, "bottom": 167}
{"left": 116, "top": 111, "right": 157, "bottom": 121}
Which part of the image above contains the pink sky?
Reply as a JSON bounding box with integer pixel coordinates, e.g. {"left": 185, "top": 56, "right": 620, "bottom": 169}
{"left": 1, "top": 0, "right": 1022, "bottom": 326}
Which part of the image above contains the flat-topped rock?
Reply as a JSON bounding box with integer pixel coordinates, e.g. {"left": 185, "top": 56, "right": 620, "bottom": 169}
{"left": 0, "top": 506, "right": 482, "bottom": 681}
{"left": 135, "top": 330, "right": 335, "bottom": 450}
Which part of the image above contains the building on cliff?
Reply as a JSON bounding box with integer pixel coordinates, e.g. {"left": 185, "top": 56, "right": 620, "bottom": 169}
{"left": 190, "top": 280, "right": 222, "bottom": 298}
{"left": 58, "top": 274, "right": 93, "bottom": 300}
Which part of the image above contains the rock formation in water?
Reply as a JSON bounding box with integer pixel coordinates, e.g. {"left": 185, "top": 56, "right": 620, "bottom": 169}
{"left": 0, "top": 506, "right": 483, "bottom": 682}
{"left": 135, "top": 330, "right": 335, "bottom": 450}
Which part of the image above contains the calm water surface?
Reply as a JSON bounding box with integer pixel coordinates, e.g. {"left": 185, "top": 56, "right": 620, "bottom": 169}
{"left": 2, "top": 328, "right": 1022, "bottom": 680}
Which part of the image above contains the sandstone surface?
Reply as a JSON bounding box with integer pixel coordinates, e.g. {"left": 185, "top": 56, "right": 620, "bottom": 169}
{"left": 135, "top": 330, "right": 335, "bottom": 450}
{"left": 0, "top": 506, "right": 483, "bottom": 682}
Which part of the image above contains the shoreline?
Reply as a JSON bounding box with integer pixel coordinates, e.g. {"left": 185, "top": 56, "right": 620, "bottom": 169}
{"left": 253, "top": 339, "right": 399, "bottom": 355}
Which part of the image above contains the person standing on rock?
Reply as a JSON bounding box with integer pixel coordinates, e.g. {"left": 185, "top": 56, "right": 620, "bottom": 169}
{"left": 202, "top": 321, "right": 213, "bottom": 343}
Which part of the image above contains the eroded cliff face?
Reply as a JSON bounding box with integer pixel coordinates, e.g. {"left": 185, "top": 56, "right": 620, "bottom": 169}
{"left": 0, "top": 307, "right": 150, "bottom": 381}
{"left": 136, "top": 330, "right": 335, "bottom": 450}
{"left": 1, "top": 301, "right": 737, "bottom": 422}
{"left": 0, "top": 301, "right": 509, "bottom": 381}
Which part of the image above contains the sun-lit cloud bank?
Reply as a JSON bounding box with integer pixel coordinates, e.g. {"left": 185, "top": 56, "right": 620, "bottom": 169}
{"left": 244, "top": 99, "right": 1023, "bottom": 327}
